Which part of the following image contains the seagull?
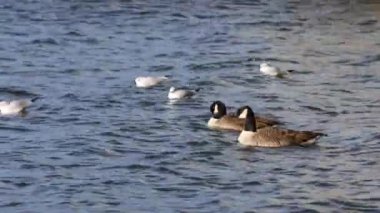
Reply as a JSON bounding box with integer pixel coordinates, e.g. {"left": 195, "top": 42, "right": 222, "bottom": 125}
{"left": 260, "top": 63, "right": 293, "bottom": 77}
{"left": 168, "top": 87, "right": 198, "bottom": 100}
{"left": 135, "top": 76, "right": 169, "bottom": 88}
{"left": 0, "top": 97, "right": 38, "bottom": 115}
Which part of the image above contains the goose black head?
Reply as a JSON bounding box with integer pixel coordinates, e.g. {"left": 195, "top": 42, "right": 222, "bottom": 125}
{"left": 210, "top": 101, "right": 227, "bottom": 119}
{"left": 236, "top": 105, "right": 250, "bottom": 119}
{"left": 240, "top": 106, "right": 257, "bottom": 132}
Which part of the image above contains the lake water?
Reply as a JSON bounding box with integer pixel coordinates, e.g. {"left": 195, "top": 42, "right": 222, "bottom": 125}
{"left": 0, "top": 0, "right": 379, "bottom": 212}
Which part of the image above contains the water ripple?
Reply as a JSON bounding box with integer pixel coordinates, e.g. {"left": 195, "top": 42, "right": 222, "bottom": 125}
{"left": 0, "top": 0, "right": 379, "bottom": 212}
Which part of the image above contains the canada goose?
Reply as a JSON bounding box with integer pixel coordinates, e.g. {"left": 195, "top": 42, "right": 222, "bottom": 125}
{"left": 238, "top": 106, "right": 325, "bottom": 147}
{"left": 260, "top": 63, "right": 293, "bottom": 77}
{"left": 168, "top": 87, "right": 198, "bottom": 100}
{"left": 207, "top": 101, "right": 279, "bottom": 131}
{"left": 0, "top": 97, "right": 38, "bottom": 115}
{"left": 135, "top": 76, "right": 169, "bottom": 88}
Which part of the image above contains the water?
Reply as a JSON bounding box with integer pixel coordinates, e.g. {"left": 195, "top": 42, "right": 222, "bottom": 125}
{"left": 0, "top": 0, "right": 379, "bottom": 212}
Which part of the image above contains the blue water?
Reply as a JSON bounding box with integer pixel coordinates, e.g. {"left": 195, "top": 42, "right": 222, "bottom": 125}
{"left": 0, "top": 0, "right": 379, "bottom": 212}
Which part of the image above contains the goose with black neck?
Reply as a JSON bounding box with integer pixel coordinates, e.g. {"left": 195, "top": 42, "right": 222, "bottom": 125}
{"left": 207, "top": 101, "right": 280, "bottom": 132}
{"left": 238, "top": 106, "right": 325, "bottom": 147}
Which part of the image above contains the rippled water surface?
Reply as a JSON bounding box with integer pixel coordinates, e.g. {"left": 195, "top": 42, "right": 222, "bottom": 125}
{"left": 0, "top": 0, "right": 379, "bottom": 212}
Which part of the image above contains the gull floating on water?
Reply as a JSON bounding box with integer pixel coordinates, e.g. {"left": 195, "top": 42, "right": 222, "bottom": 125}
{"left": 0, "top": 97, "right": 38, "bottom": 115}
{"left": 168, "top": 87, "right": 198, "bottom": 100}
{"left": 260, "top": 63, "right": 293, "bottom": 77}
{"left": 135, "top": 76, "right": 169, "bottom": 88}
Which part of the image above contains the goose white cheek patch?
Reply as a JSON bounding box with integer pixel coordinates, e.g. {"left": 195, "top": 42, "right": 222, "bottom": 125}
{"left": 239, "top": 109, "right": 247, "bottom": 119}
{"left": 213, "top": 104, "right": 219, "bottom": 114}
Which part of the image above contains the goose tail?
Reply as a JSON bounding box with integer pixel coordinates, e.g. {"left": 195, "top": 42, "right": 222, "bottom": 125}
{"left": 299, "top": 131, "right": 326, "bottom": 147}
{"left": 315, "top": 132, "right": 327, "bottom": 137}
{"left": 299, "top": 138, "right": 317, "bottom": 146}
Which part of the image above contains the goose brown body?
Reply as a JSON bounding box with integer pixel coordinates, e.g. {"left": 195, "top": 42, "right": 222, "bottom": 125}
{"left": 238, "top": 128, "right": 324, "bottom": 147}
{"left": 207, "top": 101, "right": 279, "bottom": 131}
{"left": 208, "top": 115, "right": 278, "bottom": 131}
{"left": 238, "top": 106, "right": 325, "bottom": 147}
{"left": 208, "top": 115, "right": 245, "bottom": 131}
